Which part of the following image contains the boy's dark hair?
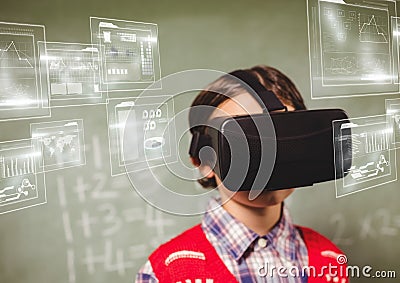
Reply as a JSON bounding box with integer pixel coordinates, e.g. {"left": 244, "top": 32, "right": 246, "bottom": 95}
{"left": 189, "top": 65, "right": 307, "bottom": 188}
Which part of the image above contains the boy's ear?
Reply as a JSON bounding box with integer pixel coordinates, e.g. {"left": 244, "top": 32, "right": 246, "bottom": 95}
{"left": 190, "top": 157, "right": 215, "bottom": 179}
{"left": 190, "top": 157, "right": 200, "bottom": 167}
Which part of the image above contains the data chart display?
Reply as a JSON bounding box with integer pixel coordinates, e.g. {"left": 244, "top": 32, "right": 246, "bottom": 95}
{"left": 39, "top": 42, "right": 105, "bottom": 107}
{"left": 0, "top": 139, "right": 46, "bottom": 214}
{"left": 307, "top": 0, "right": 399, "bottom": 98}
{"left": 0, "top": 21, "right": 50, "bottom": 120}
{"left": 334, "top": 115, "right": 397, "bottom": 197}
{"left": 90, "top": 17, "right": 161, "bottom": 94}
{"left": 107, "top": 96, "right": 176, "bottom": 176}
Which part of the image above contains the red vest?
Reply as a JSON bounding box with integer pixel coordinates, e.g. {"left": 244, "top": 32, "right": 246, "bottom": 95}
{"left": 149, "top": 225, "right": 349, "bottom": 283}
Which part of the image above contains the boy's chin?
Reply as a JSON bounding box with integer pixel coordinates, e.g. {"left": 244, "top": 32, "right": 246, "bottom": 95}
{"left": 223, "top": 188, "right": 295, "bottom": 208}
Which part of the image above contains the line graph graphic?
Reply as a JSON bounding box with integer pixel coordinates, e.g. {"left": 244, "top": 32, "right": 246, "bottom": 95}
{"left": 311, "top": 0, "right": 396, "bottom": 94}
{"left": 0, "top": 35, "right": 38, "bottom": 109}
{"left": 359, "top": 14, "right": 388, "bottom": 43}
{"left": 0, "top": 41, "right": 34, "bottom": 68}
{"left": 49, "top": 58, "right": 67, "bottom": 70}
{"left": 0, "top": 22, "right": 49, "bottom": 121}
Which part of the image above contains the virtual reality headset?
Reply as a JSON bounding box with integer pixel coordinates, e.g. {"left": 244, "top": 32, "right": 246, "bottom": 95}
{"left": 189, "top": 70, "right": 352, "bottom": 191}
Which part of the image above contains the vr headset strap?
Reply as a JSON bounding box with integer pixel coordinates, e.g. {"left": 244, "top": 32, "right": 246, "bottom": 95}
{"left": 229, "top": 70, "right": 287, "bottom": 113}
{"left": 189, "top": 132, "right": 212, "bottom": 158}
{"left": 190, "top": 69, "right": 287, "bottom": 158}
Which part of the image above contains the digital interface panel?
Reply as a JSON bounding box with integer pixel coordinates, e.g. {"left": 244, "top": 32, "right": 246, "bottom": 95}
{"left": 334, "top": 115, "right": 397, "bottom": 197}
{"left": 107, "top": 97, "right": 176, "bottom": 176}
{"left": 31, "top": 120, "right": 86, "bottom": 172}
{"left": 38, "top": 42, "right": 105, "bottom": 107}
{"left": 0, "top": 21, "right": 50, "bottom": 120}
{"left": 0, "top": 139, "right": 46, "bottom": 214}
{"left": 386, "top": 98, "right": 400, "bottom": 148}
{"left": 90, "top": 17, "right": 161, "bottom": 93}
{"left": 307, "top": 0, "right": 399, "bottom": 98}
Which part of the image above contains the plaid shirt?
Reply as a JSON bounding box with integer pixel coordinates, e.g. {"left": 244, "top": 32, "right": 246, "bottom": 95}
{"left": 135, "top": 197, "right": 308, "bottom": 283}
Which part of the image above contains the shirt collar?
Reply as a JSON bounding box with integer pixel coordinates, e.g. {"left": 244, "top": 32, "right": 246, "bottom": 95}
{"left": 201, "top": 196, "right": 298, "bottom": 262}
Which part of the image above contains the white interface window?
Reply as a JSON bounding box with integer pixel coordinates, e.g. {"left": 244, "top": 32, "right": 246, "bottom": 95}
{"left": 107, "top": 97, "right": 176, "bottom": 176}
{"left": 31, "top": 120, "right": 86, "bottom": 172}
{"left": 38, "top": 42, "right": 105, "bottom": 107}
{"left": 0, "top": 21, "right": 50, "bottom": 120}
{"left": 0, "top": 139, "right": 46, "bottom": 214}
{"left": 386, "top": 98, "right": 400, "bottom": 148}
{"left": 307, "top": 0, "right": 399, "bottom": 98}
{"left": 333, "top": 115, "right": 397, "bottom": 197}
{"left": 90, "top": 17, "right": 161, "bottom": 93}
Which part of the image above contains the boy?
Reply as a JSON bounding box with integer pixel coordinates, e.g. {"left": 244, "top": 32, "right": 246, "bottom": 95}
{"left": 136, "top": 66, "right": 348, "bottom": 283}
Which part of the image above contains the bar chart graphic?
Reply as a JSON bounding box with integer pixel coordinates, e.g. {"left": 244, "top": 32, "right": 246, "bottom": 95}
{"left": 0, "top": 154, "right": 35, "bottom": 178}
{"left": 363, "top": 130, "right": 390, "bottom": 153}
